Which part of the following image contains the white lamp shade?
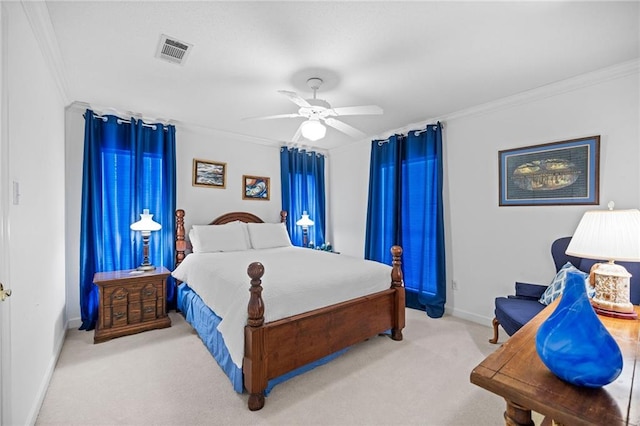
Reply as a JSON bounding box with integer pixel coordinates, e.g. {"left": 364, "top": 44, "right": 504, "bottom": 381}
{"left": 296, "top": 211, "right": 315, "bottom": 227}
{"left": 565, "top": 208, "right": 640, "bottom": 262}
{"left": 130, "top": 209, "right": 162, "bottom": 232}
{"left": 300, "top": 119, "right": 326, "bottom": 141}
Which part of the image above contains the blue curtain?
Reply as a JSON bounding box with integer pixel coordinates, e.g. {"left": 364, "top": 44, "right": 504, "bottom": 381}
{"left": 364, "top": 124, "right": 446, "bottom": 318}
{"left": 280, "top": 147, "right": 326, "bottom": 247}
{"left": 79, "top": 109, "right": 177, "bottom": 330}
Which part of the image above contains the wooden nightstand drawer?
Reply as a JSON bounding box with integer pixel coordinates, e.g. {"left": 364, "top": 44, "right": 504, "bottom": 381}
{"left": 141, "top": 299, "right": 160, "bottom": 321}
{"left": 93, "top": 267, "right": 171, "bottom": 343}
{"left": 103, "top": 303, "right": 129, "bottom": 328}
{"left": 141, "top": 284, "right": 158, "bottom": 300}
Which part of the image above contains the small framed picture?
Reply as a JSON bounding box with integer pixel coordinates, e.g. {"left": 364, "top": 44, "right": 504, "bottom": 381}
{"left": 193, "top": 158, "right": 226, "bottom": 188}
{"left": 242, "top": 175, "right": 270, "bottom": 200}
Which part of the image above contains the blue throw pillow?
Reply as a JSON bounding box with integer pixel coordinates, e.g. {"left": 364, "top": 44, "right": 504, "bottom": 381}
{"left": 539, "top": 262, "right": 593, "bottom": 305}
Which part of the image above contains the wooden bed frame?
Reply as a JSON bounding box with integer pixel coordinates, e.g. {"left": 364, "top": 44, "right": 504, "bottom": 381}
{"left": 175, "top": 209, "right": 405, "bottom": 411}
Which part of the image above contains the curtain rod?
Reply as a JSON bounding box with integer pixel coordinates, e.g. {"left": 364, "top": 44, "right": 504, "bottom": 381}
{"left": 281, "top": 144, "right": 328, "bottom": 157}
{"left": 376, "top": 122, "right": 443, "bottom": 145}
{"left": 79, "top": 102, "right": 173, "bottom": 128}
{"left": 87, "top": 112, "right": 167, "bottom": 131}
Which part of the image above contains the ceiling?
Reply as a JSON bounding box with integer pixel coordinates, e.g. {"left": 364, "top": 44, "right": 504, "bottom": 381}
{"left": 43, "top": 1, "right": 639, "bottom": 150}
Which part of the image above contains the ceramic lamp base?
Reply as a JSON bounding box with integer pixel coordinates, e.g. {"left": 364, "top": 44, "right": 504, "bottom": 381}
{"left": 590, "top": 262, "right": 634, "bottom": 317}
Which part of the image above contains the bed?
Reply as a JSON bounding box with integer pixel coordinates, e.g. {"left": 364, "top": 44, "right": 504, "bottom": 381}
{"left": 172, "top": 209, "right": 405, "bottom": 410}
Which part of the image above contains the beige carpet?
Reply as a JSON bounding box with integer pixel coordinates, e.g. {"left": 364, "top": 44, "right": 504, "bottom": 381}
{"left": 36, "top": 309, "right": 511, "bottom": 425}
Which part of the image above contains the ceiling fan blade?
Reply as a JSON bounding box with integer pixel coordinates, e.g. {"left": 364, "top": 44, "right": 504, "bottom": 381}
{"left": 243, "top": 113, "right": 301, "bottom": 121}
{"left": 278, "top": 90, "right": 311, "bottom": 108}
{"left": 332, "top": 105, "right": 383, "bottom": 116}
{"left": 324, "top": 118, "right": 366, "bottom": 139}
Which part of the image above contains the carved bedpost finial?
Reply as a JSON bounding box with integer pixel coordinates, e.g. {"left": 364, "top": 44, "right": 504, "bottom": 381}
{"left": 175, "top": 209, "right": 186, "bottom": 266}
{"left": 280, "top": 210, "right": 288, "bottom": 224}
{"left": 391, "top": 245, "right": 404, "bottom": 288}
{"left": 247, "top": 262, "right": 265, "bottom": 327}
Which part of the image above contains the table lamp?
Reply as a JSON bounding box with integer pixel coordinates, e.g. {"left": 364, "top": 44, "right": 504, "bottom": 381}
{"left": 296, "top": 211, "right": 314, "bottom": 247}
{"left": 130, "top": 209, "right": 162, "bottom": 271}
{"left": 565, "top": 202, "right": 640, "bottom": 319}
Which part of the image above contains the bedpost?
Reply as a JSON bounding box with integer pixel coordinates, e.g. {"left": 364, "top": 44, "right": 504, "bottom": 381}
{"left": 175, "top": 209, "right": 186, "bottom": 267}
{"left": 246, "top": 262, "right": 265, "bottom": 327}
{"left": 280, "top": 210, "right": 287, "bottom": 224}
{"left": 390, "top": 245, "right": 405, "bottom": 341}
{"left": 245, "top": 262, "right": 266, "bottom": 411}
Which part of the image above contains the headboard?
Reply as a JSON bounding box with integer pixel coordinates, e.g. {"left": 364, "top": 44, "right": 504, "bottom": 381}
{"left": 174, "top": 209, "right": 288, "bottom": 267}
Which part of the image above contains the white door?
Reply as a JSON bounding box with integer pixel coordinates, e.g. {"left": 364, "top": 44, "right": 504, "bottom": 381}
{"left": 0, "top": 3, "right": 12, "bottom": 424}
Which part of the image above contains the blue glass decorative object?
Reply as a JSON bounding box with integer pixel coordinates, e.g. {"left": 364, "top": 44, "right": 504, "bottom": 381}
{"left": 535, "top": 270, "right": 623, "bottom": 388}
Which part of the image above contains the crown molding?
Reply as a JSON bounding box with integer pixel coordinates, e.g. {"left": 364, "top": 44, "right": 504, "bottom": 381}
{"left": 361, "top": 59, "right": 640, "bottom": 148}
{"left": 444, "top": 59, "right": 640, "bottom": 122}
{"left": 21, "top": 0, "right": 69, "bottom": 105}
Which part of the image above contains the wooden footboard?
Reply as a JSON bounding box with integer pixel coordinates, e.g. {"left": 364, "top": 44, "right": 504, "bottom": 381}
{"left": 244, "top": 246, "right": 405, "bottom": 411}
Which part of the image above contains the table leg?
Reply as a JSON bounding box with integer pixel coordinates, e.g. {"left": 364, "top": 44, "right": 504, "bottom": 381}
{"left": 504, "top": 400, "right": 535, "bottom": 426}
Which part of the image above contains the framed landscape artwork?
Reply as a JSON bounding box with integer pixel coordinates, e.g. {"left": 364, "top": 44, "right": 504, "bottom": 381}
{"left": 242, "top": 175, "right": 270, "bottom": 200}
{"left": 499, "top": 136, "right": 600, "bottom": 206}
{"left": 193, "top": 158, "right": 226, "bottom": 188}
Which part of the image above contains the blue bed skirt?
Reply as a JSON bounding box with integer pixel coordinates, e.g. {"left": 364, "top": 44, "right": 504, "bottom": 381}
{"left": 177, "top": 283, "right": 348, "bottom": 396}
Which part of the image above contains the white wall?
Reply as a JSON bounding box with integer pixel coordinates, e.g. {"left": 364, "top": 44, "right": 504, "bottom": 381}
{"left": 176, "top": 126, "right": 283, "bottom": 230}
{"left": 64, "top": 112, "right": 284, "bottom": 325}
{"left": 4, "top": 3, "right": 67, "bottom": 424}
{"left": 330, "top": 62, "right": 639, "bottom": 327}
{"left": 328, "top": 140, "right": 370, "bottom": 257}
{"left": 64, "top": 106, "right": 83, "bottom": 327}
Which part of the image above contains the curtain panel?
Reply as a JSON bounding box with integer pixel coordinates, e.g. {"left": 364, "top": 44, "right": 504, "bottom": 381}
{"left": 365, "top": 124, "right": 446, "bottom": 318}
{"left": 280, "top": 147, "right": 326, "bottom": 247}
{"left": 79, "top": 110, "right": 176, "bottom": 330}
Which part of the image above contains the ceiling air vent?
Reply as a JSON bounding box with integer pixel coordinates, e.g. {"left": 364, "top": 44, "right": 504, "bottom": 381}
{"left": 156, "top": 34, "right": 192, "bottom": 65}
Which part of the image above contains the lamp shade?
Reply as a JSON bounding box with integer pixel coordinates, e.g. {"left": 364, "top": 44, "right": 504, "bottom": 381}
{"left": 130, "top": 209, "right": 162, "bottom": 232}
{"left": 296, "top": 211, "right": 314, "bottom": 227}
{"left": 300, "top": 119, "right": 326, "bottom": 141}
{"left": 565, "top": 208, "right": 640, "bottom": 262}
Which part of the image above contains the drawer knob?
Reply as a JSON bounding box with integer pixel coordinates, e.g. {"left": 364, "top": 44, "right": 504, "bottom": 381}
{"left": 114, "top": 312, "right": 126, "bottom": 320}
{"left": 114, "top": 293, "right": 126, "bottom": 300}
{"left": 144, "top": 306, "right": 155, "bottom": 313}
{"left": 144, "top": 289, "right": 155, "bottom": 296}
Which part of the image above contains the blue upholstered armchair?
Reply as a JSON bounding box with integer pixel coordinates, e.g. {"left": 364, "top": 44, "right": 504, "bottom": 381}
{"left": 490, "top": 236, "right": 640, "bottom": 344}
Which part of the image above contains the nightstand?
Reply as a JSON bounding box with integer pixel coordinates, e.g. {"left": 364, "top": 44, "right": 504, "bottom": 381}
{"left": 93, "top": 267, "right": 171, "bottom": 343}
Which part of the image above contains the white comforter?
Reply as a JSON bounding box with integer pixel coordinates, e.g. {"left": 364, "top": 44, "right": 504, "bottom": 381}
{"left": 171, "top": 247, "right": 393, "bottom": 368}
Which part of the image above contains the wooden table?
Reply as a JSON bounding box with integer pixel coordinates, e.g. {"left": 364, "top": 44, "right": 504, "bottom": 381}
{"left": 470, "top": 303, "right": 640, "bottom": 426}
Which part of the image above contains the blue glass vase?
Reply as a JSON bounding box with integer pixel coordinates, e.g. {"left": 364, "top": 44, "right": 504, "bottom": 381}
{"left": 535, "top": 270, "right": 623, "bottom": 387}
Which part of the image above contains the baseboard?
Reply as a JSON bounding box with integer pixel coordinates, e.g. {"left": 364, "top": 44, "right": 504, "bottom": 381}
{"left": 446, "top": 306, "right": 493, "bottom": 328}
{"left": 67, "top": 316, "right": 82, "bottom": 330}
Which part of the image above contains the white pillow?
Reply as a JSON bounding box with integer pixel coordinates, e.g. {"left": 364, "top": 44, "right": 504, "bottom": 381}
{"left": 247, "top": 222, "right": 292, "bottom": 249}
{"left": 232, "top": 221, "right": 252, "bottom": 249}
{"left": 191, "top": 222, "right": 250, "bottom": 253}
{"left": 188, "top": 228, "right": 200, "bottom": 252}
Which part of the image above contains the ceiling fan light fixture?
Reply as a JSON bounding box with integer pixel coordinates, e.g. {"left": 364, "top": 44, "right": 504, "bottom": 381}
{"left": 301, "top": 119, "right": 326, "bottom": 141}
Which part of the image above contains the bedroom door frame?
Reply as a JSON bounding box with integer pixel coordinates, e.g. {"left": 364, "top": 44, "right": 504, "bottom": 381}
{"left": 0, "top": 3, "right": 12, "bottom": 424}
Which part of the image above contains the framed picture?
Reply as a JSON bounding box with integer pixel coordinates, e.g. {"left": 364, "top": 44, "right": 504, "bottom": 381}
{"left": 242, "top": 175, "right": 270, "bottom": 200}
{"left": 499, "top": 136, "right": 600, "bottom": 206}
{"left": 192, "top": 158, "right": 226, "bottom": 188}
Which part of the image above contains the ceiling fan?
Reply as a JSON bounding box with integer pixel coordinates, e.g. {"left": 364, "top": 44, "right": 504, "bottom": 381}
{"left": 246, "top": 77, "right": 383, "bottom": 142}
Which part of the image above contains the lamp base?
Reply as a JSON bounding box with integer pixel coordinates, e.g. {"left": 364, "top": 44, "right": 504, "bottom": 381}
{"left": 136, "top": 264, "right": 156, "bottom": 272}
{"left": 589, "top": 262, "right": 635, "bottom": 319}
{"left": 593, "top": 305, "right": 638, "bottom": 320}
